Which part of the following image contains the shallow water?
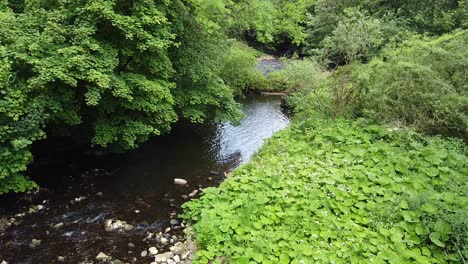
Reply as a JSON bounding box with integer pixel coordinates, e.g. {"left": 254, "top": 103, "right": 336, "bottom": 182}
{"left": 0, "top": 94, "right": 289, "bottom": 263}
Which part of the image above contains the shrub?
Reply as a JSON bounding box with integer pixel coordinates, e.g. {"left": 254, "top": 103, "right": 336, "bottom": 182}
{"left": 356, "top": 31, "right": 468, "bottom": 140}
{"left": 220, "top": 41, "right": 267, "bottom": 95}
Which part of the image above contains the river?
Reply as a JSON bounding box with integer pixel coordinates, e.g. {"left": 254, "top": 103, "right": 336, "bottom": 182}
{"left": 0, "top": 93, "right": 289, "bottom": 263}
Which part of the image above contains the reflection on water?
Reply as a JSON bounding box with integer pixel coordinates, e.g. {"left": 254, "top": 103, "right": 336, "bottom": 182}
{"left": 0, "top": 95, "right": 289, "bottom": 263}
{"left": 213, "top": 97, "right": 289, "bottom": 165}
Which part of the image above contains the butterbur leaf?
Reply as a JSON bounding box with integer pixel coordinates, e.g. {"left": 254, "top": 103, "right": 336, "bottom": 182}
{"left": 429, "top": 232, "right": 445, "bottom": 247}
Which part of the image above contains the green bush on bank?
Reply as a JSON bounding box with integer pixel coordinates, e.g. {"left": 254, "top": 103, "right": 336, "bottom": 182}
{"left": 221, "top": 41, "right": 268, "bottom": 95}
{"left": 182, "top": 119, "right": 467, "bottom": 263}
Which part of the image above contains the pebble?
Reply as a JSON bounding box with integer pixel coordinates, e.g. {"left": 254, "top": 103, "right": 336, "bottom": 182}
{"left": 170, "top": 219, "right": 179, "bottom": 225}
{"left": 36, "top": 205, "right": 44, "bottom": 210}
{"left": 164, "top": 227, "right": 171, "bottom": 233}
{"left": 140, "top": 250, "right": 148, "bottom": 257}
{"left": 173, "top": 255, "right": 181, "bottom": 262}
{"left": 128, "top": 242, "right": 135, "bottom": 248}
{"left": 160, "top": 237, "right": 169, "bottom": 245}
{"left": 148, "top": 247, "right": 158, "bottom": 256}
{"left": 53, "top": 222, "right": 64, "bottom": 229}
{"left": 57, "top": 256, "right": 65, "bottom": 262}
{"left": 188, "top": 190, "right": 198, "bottom": 197}
{"left": 29, "top": 239, "right": 41, "bottom": 248}
{"left": 96, "top": 252, "right": 111, "bottom": 261}
{"left": 174, "top": 178, "right": 187, "bottom": 185}
{"left": 96, "top": 192, "right": 103, "bottom": 196}
{"left": 134, "top": 210, "right": 141, "bottom": 214}
{"left": 154, "top": 252, "right": 174, "bottom": 263}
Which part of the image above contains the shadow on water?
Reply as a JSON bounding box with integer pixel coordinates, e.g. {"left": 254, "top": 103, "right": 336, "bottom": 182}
{"left": 0, "top": 95, "right": 289, "bottom": 263}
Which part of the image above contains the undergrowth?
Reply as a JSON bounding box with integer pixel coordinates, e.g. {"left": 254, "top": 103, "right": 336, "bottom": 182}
{"left": 182, "top": 118, "right": 467, "bottom": 263}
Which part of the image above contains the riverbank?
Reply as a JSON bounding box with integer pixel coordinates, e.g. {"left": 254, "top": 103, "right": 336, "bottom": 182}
{"left": 181, "top": 117, "right": 467, "bottom": 263}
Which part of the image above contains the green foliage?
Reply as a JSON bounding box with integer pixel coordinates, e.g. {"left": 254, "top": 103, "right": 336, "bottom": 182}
{"left": 182, "top": 119, "right": 468, "bottom": 263}
{"left": 220, "top": 41, "right": 267, "bottom": 96}
{"left": 357, "top": 31, "right": 468, "bottom": 140}
{"left": 0, "top": 0, "right": 243, "bottom": 193}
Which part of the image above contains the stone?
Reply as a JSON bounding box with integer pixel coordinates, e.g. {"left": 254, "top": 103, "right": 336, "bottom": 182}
{"left": 164, "top": 227, "right": 171, "bottom": 233}
{"left": 53, "top": 222, "right": 64, "bottom": 229}
{"left": 96, "top": 252, "right": 111, "bottom": 261}
{"left": 154, "top": 252, "right": 174, "bottom": 263}
{"left": 111, "top": 260, "right": 124, "bottom": 264}
{"left": 29, "top": 239, "right": 41, "bottom": 248}
{"left": 123, "top": 224, "right": 134, "bottom": 231}
{"left": 170, "top": 242, "right": 187, "bottom": 255}
{"left": 173, "top": 255, "right": 181, "bottom": 262}
{"left": 188, "top": 190, "right": 198, "bottom": 197}
{"left": 74, "top": 196, "right": 87, "bottom": 202}
{"left": 160, "top": 237, "right": 168, "bottom": 245}
{"left": 1, "top": 261, "right": 7, "bottom": 264}
{"left": 148, "top": 247, "right": 158, "bottom": 256}
{"left": 140, "top": 250, "right": 148, "bottom": 257}
{"left": 104, "top": 219, "right": 113, "bottom": 231}
{"left": 96, "top": 192, "right": 103, "bottom": 196}
{"left": 173, "top": 178, "right": 187, "bottom": 185}
{"left": 169, "top": 219, "right": 179, "bottom": 225}
{"left": 167, "top": 259, "right": 176, "bottom": 264}
{"left": 134, "top": 210, "right": 141, "bottom": 214}
{"left": 127, "top": 242, "right": 135, "bottom": 248}
{"left": 36, "top": 205, "right": 44, "bottom": 210}
{"left": 181, "top": 251, "right": 190, "bottom": 260}
{"left": 57, "top": 256, "right": 65, "bottom": 262}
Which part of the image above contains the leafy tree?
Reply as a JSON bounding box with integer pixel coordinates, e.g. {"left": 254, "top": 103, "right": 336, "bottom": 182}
{"left": 0, "top": 0, "right": 243, "bottom": 194}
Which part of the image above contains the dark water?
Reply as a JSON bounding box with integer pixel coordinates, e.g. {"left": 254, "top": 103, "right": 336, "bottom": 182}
{"left": 0, "top": 95, "right": 289, "bottom": 263}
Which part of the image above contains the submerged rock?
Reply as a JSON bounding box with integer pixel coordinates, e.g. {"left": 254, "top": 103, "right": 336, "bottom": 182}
{"left": 140, "top": 250, "right": 148, "bottom": 257}
{"left": 104, "top": 219, "right": 133, "bottom": 232}
{"left": 53, "top": 222, "right": 64, "bottom": 229}
{"left": 96, "top": 252, "right": 111, "bottom": 261}
{"left": 57, "top": 256, "right": 65, "bottom": 262}
{"left": 29, "top": 239, "right": 41, "bottom": 248}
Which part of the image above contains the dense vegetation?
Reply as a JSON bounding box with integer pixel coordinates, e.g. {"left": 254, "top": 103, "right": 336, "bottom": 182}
{"left": 181, "top": 0, "right": 467, "bottom": 263}
{"left": 183, "top": 120, "right": 467, "bottom": 263}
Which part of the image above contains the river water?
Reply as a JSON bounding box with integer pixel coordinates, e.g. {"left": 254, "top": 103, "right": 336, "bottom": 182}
{"left": 0, "top": 94, "right": 289, "bottom": 263}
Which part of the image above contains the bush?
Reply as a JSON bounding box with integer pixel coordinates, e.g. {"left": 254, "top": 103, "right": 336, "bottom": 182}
{"left": 356, "top": 31, "right": 468, "bottom": 140}
{"left": 220, "top": 41, "right": 267, "bottom": 95}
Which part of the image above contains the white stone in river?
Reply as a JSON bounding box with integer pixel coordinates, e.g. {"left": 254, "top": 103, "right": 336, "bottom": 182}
{"left": 173, "top": 255, "right": 181, "bottom": 262}
{"left": 174, "top": 178, "right": 187, "bottom": 185}
{"left": 141, "top": 250, "right": 148, "bottom": 257}
{"left": 148, "top": 247, "right": 158, "bottom": 256}
{"left": 154, "top": 252, "right": 174, "bottom": 263}
{"left": 96, "top": 252, "right": 111, "bottom": 261}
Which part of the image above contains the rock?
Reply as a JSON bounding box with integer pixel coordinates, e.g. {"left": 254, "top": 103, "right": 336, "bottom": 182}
{"left": 188, "top": 190, "right": 198, "bottom": 197}
{"left": 148, "top": 247, "right": 158, "bottom": 256}
{"left": 164, "top": 227, "right": 171, "bottom": 233}
{"left": 36, "top": 205, "right": 44, "bottom": 210}
{"left": 134, "top": 210, "right": 141, "bottom": 214}
{"left": 111, "top": 260, "right": 124, "bottom": 264}
{"left": 181, "top": 251, "right": 190, "bottom": 260}
{"left": 169, "top": 219, "right": 179, "bottom": 226}
{"left": 96, "top": 192, "right": 103, "bottom": 196}
{"left": 74, "top": 196, "right": 87, "bottom": 202}
{"left": 53, "top": 222, "right": 64, "bottom": 229}
{"left": 209, "top": 171, "right": 220, "bottom": 175}
{"left": 140, "top": 250, "right": 148, "bottom": 257}
{"left": 104, "top": 219, "right": 113, "bottom": 231}
{"left": 1, "top": 261, "right": 8, "bottom": 264}
{"left": 154, "top": 252, "right": 174, "bottom": 263}
{"left": 96, "top": 252, "right": 111, "bottom": 261}
{"left": 174, "top": 178, "right": 187, "bottom": 185}
{"left": 170, "top": 242, "right": 187, "bottom": 255}
{"left": 29, "top": 239, "right": 41, "bottom": 248}
{"left": 167, "top": 259, "right": 175, "bottom": 264}
{"left": 180, "top": 195, "right": 188, "bottom": 199}
{"left": 128, "top": 242, "right": 135, "bottom": 248}
{"left": 57, "top": 256, "right": 65, "bottom": 262}
{"left": 173, "top": 255, "right": 181, "bottom": 262}
{"left": 123, "top": 224, "right": 134, "bottom": 231}
{"left": 160, "top": 237, "right": 169, "bottom": 245}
